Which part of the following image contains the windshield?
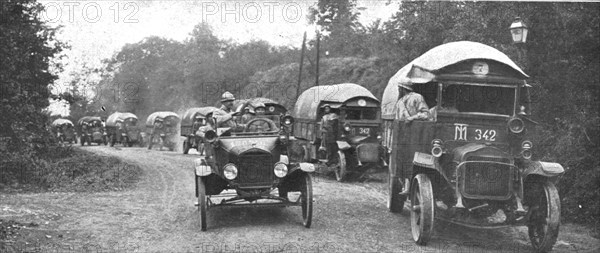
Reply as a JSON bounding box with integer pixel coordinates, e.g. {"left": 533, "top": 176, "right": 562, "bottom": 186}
{"left": 219, "top": 114, "right": 281, "bottom": 135}
{"left": 441, "top": 84, "right": 515, "bottom": 115}
{"left": 344, "top": 107, "right": 379, "bottom": 120}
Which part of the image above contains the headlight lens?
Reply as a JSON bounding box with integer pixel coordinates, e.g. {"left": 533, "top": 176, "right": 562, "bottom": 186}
{"left": 343, "top": 123, "right": 351, "bottom": 132}
{"left": 431, "top": 139, "right": 443, "bottom": 157}
{"left": 274, "top": 162, "right": 288, "bottom": 178}
{"left": 194, "top": 158, "right": 212, "bottom": 176}
{"left": 223, "top": 163, "right": 238, "bottom": 180}
{"left": 508, "top": 117, "right": 525, "bottom": 134}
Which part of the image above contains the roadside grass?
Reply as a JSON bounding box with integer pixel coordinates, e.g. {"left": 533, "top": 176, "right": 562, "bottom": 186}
{"left": 0, "top": 145, "right": 142, "bottom": 193}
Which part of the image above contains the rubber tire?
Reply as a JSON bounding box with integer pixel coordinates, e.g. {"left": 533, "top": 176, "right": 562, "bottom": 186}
{"left": 388, "top": 174, "right": 406, "bottom": 213}
{"left": 301, "top": 173, "right": 313, "bottom": 228}
{"left": 528, "top": 181, "right": 560, "bottom": 253}
{"left": 335, "top": 151, "right": 347, "bottom": 182}
{"left": 80, "top": 136, "right": 85, "bottom": 146}
{"left": 197, "top": 176, "right": 207, "bottom": 231}
{"left": 110, "top": 136, "right": 115, "bottom": 147}
{"left": 148, "top": 135, "right": 154, "bottom": 150}
{"left": 183, "top": 140, "right": 190, "bottom": 154}
{"left": 410, "top": 174, "right": 434, "bottom": 245}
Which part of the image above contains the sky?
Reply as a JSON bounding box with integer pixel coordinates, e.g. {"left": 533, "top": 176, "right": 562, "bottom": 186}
{"left": 40, "top": 0, "right": 400, "bottom": 115}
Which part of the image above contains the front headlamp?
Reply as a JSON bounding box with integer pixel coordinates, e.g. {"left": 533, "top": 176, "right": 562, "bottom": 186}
{"left": 274, "top": 162, "right": 288, "bottom": 178}
{"left": 521, "top": 140, "right": 533, "bottom": 160}
{"left": 508, "top": 117, "right": 525, "bottom": 134}
{"left": 223, "top": 163, "right": 238, "bottom": 180}
{"left": 431, "top": 139, "right": 443, "bottom": 157}
{"left": 194, "top": 158, "right": 212, "bottom": 176}
{"left": 343, "top": 123, "right": 351, "bottom": 132}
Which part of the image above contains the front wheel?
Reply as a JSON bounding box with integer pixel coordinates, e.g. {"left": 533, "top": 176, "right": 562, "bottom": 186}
{"left": 197, "top": 176, "right": 207, "bottom": 231}
{"left": 80, "top": 136, "right": 85, "bottom": 146}
{"left": 183, "top": 140, "right": 190, "bottom": 154}
{"left": 410, "top": 174, "right": 434, "bottom": 245}
{"left": 301, "top": 173, "right": 313, "bottom": 228}
{"left": 335, "top": 151, "right": 347, "bottom": 182}
{"left": 528, "top": 181, "right": 560, "bottom": 252}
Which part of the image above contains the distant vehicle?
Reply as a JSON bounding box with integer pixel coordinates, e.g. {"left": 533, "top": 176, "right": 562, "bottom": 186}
{"left": 77, "top": 116, "right": 107, "bottom": 146}
{"left": 381, "top": 41, "right": 564, "bottom": 252}
{"left": 291, "top": 83, "right": 385, "bottom": 181}
{"left": 146, "top": 111, "right": 180, "bottom": 151}
{"left": 193, "top": 103, "right": 314, "bottom": 231}
{"left": 51, "top": 118, "right": 76, "bottom": 144}
{"left": 181, "top": 107, "right": 219, "bottom": 154}
{"left": 106, "top": 112, "right": 143, "bottom": 147}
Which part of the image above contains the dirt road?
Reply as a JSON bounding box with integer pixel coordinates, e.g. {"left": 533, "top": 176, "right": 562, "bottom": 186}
{"left": 1, "top": 145, "right": 598, "bottom": 252}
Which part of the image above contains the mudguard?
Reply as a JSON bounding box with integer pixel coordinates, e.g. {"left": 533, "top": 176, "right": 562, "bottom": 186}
{"left": 522, "top": 160, "right": 564, "bottom": 180}
{"left": 194, "top": 158, "right": 213, "bottom": 176}
{"left": 412, "top": 152, "right": 437, "bottom": 170}
{"left": 336, "top": 141, "right": 351, "bottom": 150}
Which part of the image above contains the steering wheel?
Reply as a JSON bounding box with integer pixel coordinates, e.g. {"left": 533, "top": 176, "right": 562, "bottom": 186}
{"left": 244, "top": 118, "right": 277, "bottom": 132}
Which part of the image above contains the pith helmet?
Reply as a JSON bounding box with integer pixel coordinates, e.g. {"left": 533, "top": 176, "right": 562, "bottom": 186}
{"left": 320, "top": 104, "right": 331, "bottom": 109}
{"left": 221, "top": 91, "right": 235, "bottom": 102}
{"left": 253, "top": 102, "right": 266, "bottom": 109}
{"left": 397, "top": 82, "right": 413, "bottom": 91}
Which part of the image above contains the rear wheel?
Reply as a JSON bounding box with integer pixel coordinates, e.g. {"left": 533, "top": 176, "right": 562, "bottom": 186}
{"left": 410, "top": 174, "right": 434, "bottom": 245}
{"left": 528, "top": 181, "right": 560, "bottom": 252}
{"left": 301, "top": 173, "right": 313, "bottom": 228}
{"left": 197, "top": 176, "right": 207, "bottom": 231}
{"left": 388, "top": 174, "right": 406, "bottom": 213}
{"left": 335, "top": 151, "right": 347, "bottom": 182}
{"left": 148, "top": 135, "right": 154, "bottom": 150}
{"left": 183, "top": 140, "right": 190, "bottom": 154}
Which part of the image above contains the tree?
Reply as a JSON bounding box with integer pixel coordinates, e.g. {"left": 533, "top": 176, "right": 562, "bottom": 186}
{"left": 0, "top": 0, "right": 64, "bottom": 151}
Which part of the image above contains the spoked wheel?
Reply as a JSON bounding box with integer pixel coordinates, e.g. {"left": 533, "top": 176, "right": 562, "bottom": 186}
{"left": 410, "top": 174, "right": 434, "bottom": 245}
{"left": 528, "top": 181, "right": 560, "bottom": 252}
{"left": 148, "top": 135, "right": 154, "bottom": 150}
{"left": 388, "top": 177, "right": 407, "bottom": 213}
{"left": 196, "top": 176, "right": 207, "bottom": 231}
{"left": 335, "top": 151, "right": 347, "bottom": 182}
{"left": 183, "top": 140, "right": 190, "bottom": 154}
{"left": 300, "top": 173, "right": 313, "bottom": 228}
{"left": 388, "top": 156, "right": 406, "bottom": 213}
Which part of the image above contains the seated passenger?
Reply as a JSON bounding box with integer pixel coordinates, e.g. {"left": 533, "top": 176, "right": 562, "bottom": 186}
{"left": 395, "top": 82, "right": 430, "bottom": 121}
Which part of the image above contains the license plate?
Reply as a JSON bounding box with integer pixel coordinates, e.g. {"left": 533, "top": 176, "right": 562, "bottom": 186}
{"left": 353, "top": 127, "right": 371, "bottom": 135}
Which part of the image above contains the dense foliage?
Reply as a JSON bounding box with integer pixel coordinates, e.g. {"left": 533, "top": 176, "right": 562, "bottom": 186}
{"left": 0, "top": 0, "right": 64, "bottom": 152}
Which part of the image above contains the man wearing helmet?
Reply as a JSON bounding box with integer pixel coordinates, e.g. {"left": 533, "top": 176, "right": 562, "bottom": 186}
{"left": 396, "top": 82, "right": 430, "bottom": 121}
{"left": 214, "top": 91, "right": 250, "bottom": 129}
{"left": 319, "top": 104, "right": 339, "bottom": 165}
{"left": 246, "top": 102, "right": 272, "bottom": 132}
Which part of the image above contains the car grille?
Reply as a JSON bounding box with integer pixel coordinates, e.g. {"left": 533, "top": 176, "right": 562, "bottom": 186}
{"left": 461, "top": 157, "right": 512, "bottom": 200}
{"left": 236, "top": 153, "right": 274, "bottom": 187}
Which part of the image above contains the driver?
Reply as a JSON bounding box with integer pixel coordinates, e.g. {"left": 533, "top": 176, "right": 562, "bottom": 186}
{"left": 246, "top": 102, "right": 273, "bottom": 132}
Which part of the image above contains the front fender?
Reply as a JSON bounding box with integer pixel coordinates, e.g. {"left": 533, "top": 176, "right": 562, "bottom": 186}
{"left": 522, "top": 160, "right": 564, "bottom": 181}
{"left": 412, "top": 152, "right": 437, "bottom": 170}
{"left": 336, "top": 141, "right": 351, "bottom": 150}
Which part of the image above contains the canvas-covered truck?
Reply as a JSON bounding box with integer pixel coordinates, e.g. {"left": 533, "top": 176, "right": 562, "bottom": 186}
{"left": 181, "top": 107, "right": 219, "bottom": 154}
{"left": 146, "top": 111, "right": 180, "bottom": 151}
{"left": 381, "top": 41, "right": 564, "bottom": 252}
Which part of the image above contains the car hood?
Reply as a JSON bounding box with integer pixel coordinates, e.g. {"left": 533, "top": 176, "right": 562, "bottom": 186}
{"left": 218, "top": 136, "right": 279, "bottom": 155}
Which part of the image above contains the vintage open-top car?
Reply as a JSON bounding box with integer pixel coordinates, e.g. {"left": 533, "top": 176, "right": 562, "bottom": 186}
{"left": 193, "top": 103, "right": 314, "bottom": 231}
{"left": 292, "top": 83, "right": 385, "bottom": 181}
{"left": 181, "top": 107, "right": 219, "bottom": 154}
{"left": 146, "top": 111, "right": 180, "bottom": 151}
{"left": 106, "top": 112, "right": 143, "bottom": 147}
{"left": 77, "top": 116, "right": 107, "bottom": 146}
{"left": 381, "top": 41, "right": 564, "bottom": 252}
{"left": 51, "top": 118, "right": 76, "bottom": 144}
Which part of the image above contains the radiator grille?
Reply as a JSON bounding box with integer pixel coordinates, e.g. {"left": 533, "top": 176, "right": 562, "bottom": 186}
{"left": 236, "top": 153, "right": 274, "bottom": 187}
{"left": 462, "top": 159, "right": 512, "bottom": 199}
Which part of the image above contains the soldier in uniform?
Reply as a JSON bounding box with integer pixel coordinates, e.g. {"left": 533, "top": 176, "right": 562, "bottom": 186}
{"left": 395, "top": 82, "right": 430, "bottom": 121}
{"left": 214, "top": 91, "right": 249, "bottom": 130}
{"left": 246, "top": 102, "right": 272, "bottom": 132}
{"left": 319, "top": 104, "right": 339, "bottom": 165}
